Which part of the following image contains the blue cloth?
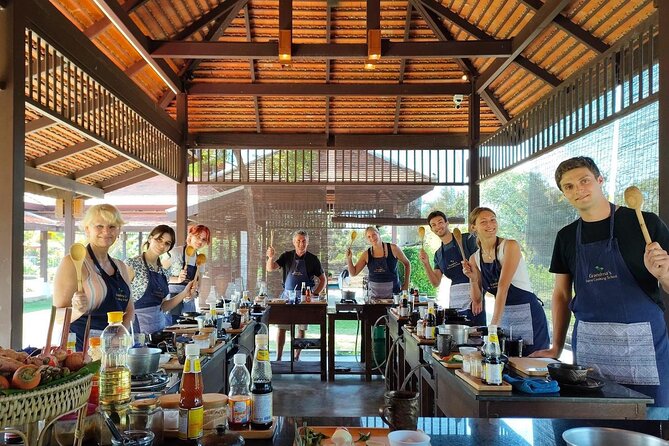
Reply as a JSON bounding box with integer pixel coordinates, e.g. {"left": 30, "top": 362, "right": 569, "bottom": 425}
{"left": 503, "top": 374, "right": 560, "bottom": 394}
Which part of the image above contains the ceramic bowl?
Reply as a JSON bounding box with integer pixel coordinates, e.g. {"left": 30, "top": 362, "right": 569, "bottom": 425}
{"left": 547, "top": 362, "right": 589, "bottom": 384}
{"left": 387, "top": 430, "right": 430, "bottom": 446}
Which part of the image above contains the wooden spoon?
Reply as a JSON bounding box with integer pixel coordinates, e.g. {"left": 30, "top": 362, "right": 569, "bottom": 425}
{"left": 348, "top": 230, "right": 358, "bottom": 249}
{"left": 69, "top": 243, "right": 87, "bottom": 292}
{"left": 418, "top": 226, "right": 426, "bottom": 249}
{"left": 452, "top": 228, "right": 467, "bottom": 260}
{"left": 624, "top": 186, "right": 652, "bottom": 244}
{"left": 185, "top": 245, "right": 196, "bottom": 258}
{"left": 44, "top": 305, "right": 57, "bottom": 353}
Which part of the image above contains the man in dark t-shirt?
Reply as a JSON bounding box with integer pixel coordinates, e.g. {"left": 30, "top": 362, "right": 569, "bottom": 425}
{"left": 266, "top": 230, "right": 326, "bottom": 361}
{"left": 532, "top": 156, "right": 669, "bottom": 413}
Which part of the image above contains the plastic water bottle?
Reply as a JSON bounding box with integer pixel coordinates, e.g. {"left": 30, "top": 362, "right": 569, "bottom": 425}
{"left": 99, "top": 311, "right": 132, "bottom": 418}
{"left": 227, "top": 353, "right": 251, "bottom": 430}
{"left": 251, "top": 334, "right": 273, "bottom": 430}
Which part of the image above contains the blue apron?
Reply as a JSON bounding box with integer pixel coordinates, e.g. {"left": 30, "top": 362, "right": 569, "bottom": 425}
{"left": 436, "top": 239, "right": 486, "bottom": 326}
{"left": 367, "top": 243, "right": 400, "bottom": 297}
{"left": 168, "top": 246, "right": 198, "bottom": 323}
{"left": 571, "top": 203, "right": 669, "bottom": 406}
{"left": 479, "top": 238, "right": 549, "bottom": 355}
{"left": 283, "top": 252, "right": 314, "bottom": 296}
{"left": 70, "top": 244, "right": 130, "bottom": 351}
{"left": 133, "top": 254, "right": 169, "bottom": 335}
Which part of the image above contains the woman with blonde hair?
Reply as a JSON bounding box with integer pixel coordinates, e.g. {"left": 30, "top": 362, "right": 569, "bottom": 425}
{"left": 346, "top": 226, "right": 411, "bottom": 298}
{"left": 53, "top": 204, "right": 134, "bottom": 350}
{"left": 462, "top": 207, "right": 549, "bottom": 354}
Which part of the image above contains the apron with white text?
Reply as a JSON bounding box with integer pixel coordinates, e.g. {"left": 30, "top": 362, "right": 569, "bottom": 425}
{"left": 571, "top": 203, "right": 669, "bottom": 406}
{"left": 284, "top": 253, "right": 314, "bottom": 295}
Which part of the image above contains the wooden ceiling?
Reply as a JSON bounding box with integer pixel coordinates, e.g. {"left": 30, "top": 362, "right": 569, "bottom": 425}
{"left": 22, "top": 0, "right": 656, "bottom": 192}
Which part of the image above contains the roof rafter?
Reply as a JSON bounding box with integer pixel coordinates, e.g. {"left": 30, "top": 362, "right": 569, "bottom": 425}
{"left": 418, "top": 0, "right": 560, "bottom": 89}
{"left": 151, "top": 40, "right": 513, "bottom": 60}
{"left": 172, "top": 0, "right": 242, "bottom": 42}
{"left": 25, "top": 116, "right": 56, "bottom": 134}
{"left": 73, "top": 157, "right": 128, "bottom": 180}
{"left": 84, "top": 0, "right": 149, "bottom": 39}
{"left": 90, "top": 0, "right": 182, "bottom": 94}
{"left": 187, "top": 82, "right": 471, "bottom": 96}
{"left": 476, "top": 0, "right": 572, "bottom": 93}
{"left": 521, "top": 0, "right": 609, "bottom": 53}
{"left": 30, "top": 140, "right": 100, "bottom": 167}
{"left": 394, "top": 3, "right": 413, "bottom": 134}
{"left": 409, "top": 0, "right": 510, "bottom": 123}
{"left": 99, "top": 167, "right": 156, "bottom": 192}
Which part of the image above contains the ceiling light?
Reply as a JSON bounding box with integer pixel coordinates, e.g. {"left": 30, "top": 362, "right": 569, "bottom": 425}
{"left": 462, "top": 74, "right": 469, "bottom": 81}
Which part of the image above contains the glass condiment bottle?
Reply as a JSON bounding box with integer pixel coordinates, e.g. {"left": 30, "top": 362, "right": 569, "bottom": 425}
{"left": 250, "top": 334, "right": 273, "bottom": 430}
{"left": 179, "top": 344, "right": 204, "bottom": 444}
{"left": 227, "top": 354, "right": 251, "bottom": 430}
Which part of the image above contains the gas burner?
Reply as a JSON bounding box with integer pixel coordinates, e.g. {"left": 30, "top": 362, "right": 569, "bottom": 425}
{"left": 131, "top": 372, "right": 170, "bottom": 392}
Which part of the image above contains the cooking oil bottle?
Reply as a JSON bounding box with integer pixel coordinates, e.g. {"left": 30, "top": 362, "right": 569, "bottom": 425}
{"left": 99, "top": 311, "right": 132, "bottom": 428}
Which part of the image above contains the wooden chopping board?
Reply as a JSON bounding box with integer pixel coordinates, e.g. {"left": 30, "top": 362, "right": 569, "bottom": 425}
{"left": 410, "top": 332, "right": 435, "bottom": 345}
{"left": 166, "top": 417, "right": 277, "bottom": 439}
{"left": 295, "top": 426, "right": 391, "bottom": 446}
{"left": 455, "top": 369, "right": 512, "bottom": 391}
{"left": 431, "top": 351, "right": 462, "bottom": 368}
{"left": 162, "top": 357, "right": 184, "bottom": 371}
{"left": 200, "top": 340, "right": 226, "bottom": 355}
{"left": 507, "top": 357, "right": 557, "bottom": 377}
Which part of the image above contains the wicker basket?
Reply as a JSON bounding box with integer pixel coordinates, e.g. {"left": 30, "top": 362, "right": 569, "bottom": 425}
{"left": 0, "top": 374, "right": 92, "bottom": 427}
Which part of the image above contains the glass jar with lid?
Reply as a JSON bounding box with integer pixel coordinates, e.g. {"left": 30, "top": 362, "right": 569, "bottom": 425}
{"left": 203, "top": 393, "right": 228, "bottom": 432}
{"left": 129, "top": 397, "right": 164, "bottom": 446}
{"left": 158, "top": 393, "right": 180, "bottom": 435}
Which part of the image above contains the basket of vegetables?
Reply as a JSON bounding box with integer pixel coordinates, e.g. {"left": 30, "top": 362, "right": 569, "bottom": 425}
{"left": 0, "top": 347, "right": 98, "bottom": 427}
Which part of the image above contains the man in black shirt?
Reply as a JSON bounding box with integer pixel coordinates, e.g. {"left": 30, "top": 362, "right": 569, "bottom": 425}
{"left": 267, "top": 230, "right": 326, "bottom": 361}
{"left": 532, "top": 156, "right": 669, "bottom": 412}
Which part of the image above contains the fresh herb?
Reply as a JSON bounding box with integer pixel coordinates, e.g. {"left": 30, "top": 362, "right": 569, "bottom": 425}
{"left": 295, "top": 423, "right": 330, "bottom": 446}
{"left": 356, "top": 432, "right": 371, "bottom": 442}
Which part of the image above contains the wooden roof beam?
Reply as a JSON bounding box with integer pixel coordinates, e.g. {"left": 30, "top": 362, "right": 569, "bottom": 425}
{"left": 83, "top": 0, "right": 149, "bottom": 39}
{"left": 521, "top": 0, "right": 609, "bottom": 53}
{"left": 99, "top": 167, "right": 156, "bottom": 192}
{"left": 73, "top": 157, "right": 128, "bottom": 180}
{"left": 151, "top": 40, "right": 512, "bottom": 59}
{"left": 476, "top": 0, "right": 571, "bottom": 94}
{"left": 187, "top": 82, "right": 471, "bottom": 96}
{"left": 173, "top": 0, "right": 242, "bottom": 42}
{"left": 158, "top": 0, "right": 249, "bottom": 109}
{"left": 25, "top": 166, "right": 104, "bottom": 199}
{"left": 30, "top": 140, "right": 100, "bottom": 167}
{"left": 418, "top": 0, "right": 561, "bottom": 89}
{"left": 25, "top": 116, "right": 56, "bottom": 135}
{"left": 90, "top": 0, "right": 182, "bottom": 94}
{"left": 192, "top": 132, "right": 474, "bottom": 149}
{"left": 394, "top": 3, "right": 413, "bottom": 134}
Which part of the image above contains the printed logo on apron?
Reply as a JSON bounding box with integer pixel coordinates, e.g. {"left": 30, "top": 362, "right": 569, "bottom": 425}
{"left": 585, "top": 265, "right": 618, "bottom": 284}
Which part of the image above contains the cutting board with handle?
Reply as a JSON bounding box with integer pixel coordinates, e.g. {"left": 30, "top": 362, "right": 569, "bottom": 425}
{"left": 455, "top": 369, "right": 512, "bottom": 392}
{"left": 507, "top": 357, "right": 557, "bottom": 376}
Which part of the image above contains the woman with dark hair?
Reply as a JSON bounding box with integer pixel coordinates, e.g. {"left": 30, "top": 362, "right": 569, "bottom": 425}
{"left": 125, "top": 225, "right": 195, "bottom": 334}
{"left": 165, "top": 224, "right": 211, "bottom": 322}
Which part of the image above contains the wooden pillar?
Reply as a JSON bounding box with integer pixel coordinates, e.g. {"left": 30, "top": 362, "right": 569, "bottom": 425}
{"left": 176, "top": 93, "right": 188, "bottom": 247}
{"left": 0, "top": 0, "right": 26, "bottom": 348}
{"left": 121, "top": 231, "right": 128, "bottom": 259}
{"left": 468, "top": 82, "right": 481, "bottom": 213}
{"left": 63, "top": 192, "right": 75, "bottom": 248}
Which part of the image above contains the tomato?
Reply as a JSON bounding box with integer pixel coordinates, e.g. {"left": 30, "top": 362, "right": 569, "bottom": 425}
{"left": 0, "top": 375, "right": 9, "bottom": 389}
{"left": 12, "top": 365, "right": 41, "bottom": 390}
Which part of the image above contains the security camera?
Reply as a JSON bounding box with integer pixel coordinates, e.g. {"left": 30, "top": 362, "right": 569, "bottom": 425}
{"left": 453, "top": 94, "right": 464, "bottom": 110}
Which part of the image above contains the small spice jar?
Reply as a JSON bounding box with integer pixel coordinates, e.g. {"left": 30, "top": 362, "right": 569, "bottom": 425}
{"left": 203, "top": 393, "right": 229, "bottom": 432}
{"left": 129, "top": 397, "right": 164, "bottom": 446}
{"left": 157, "top": 394, "right": 180, "bottom": 436}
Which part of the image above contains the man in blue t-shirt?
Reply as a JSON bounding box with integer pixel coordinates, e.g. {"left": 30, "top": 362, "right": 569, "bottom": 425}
{"left": 419, "top": 210, "right": 484, "bottom": 325}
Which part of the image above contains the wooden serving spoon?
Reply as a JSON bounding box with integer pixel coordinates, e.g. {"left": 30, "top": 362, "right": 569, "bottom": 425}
{"left": 418, "top": 226, "right": 426, "bottom": 249}
{"left": 624, "top": 186, "right": 652, "bottom": 244}
{"left": 348, "top": 230, "right": 358, "bottom": 249}
{"left": 44, "top": 305, "right": 57, "bottom": 354}
{"left": 452, "top": 228, "right": 467, "bottom": 260}
{"left": 70, "top": 243, "right": 87, "bottom": 292}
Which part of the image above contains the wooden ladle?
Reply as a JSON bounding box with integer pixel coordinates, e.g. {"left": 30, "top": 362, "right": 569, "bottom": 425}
{"left": 452, "top": 228, "right": 467, "bottom": 260}
{"left": 418, "top": 226, "right": 426, "bottom": 249}
{"left": 70, "top": 243, "right": 87, "bottom": 292}
{"left": 348, "top": 230, "right": 358, "bottom": 249}
{"left": 624, "top": 186, "right": 652, "bottom": 244}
